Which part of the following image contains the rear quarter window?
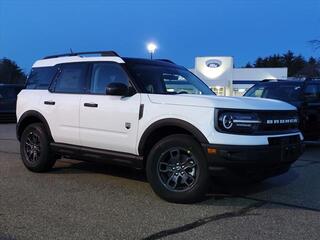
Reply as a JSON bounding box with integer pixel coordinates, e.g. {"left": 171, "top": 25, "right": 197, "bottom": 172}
{"left": 26, "top": 67, "right": 57, "bottom": 89}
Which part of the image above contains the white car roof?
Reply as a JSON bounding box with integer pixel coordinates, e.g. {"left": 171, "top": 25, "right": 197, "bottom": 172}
{"left": 32, "top": 56, "right": 125, "bottom": 68}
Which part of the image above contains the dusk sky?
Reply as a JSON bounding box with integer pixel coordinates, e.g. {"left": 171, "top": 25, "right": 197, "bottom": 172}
{"left": 0, "top": 0, "right": 319, "bottom": 72}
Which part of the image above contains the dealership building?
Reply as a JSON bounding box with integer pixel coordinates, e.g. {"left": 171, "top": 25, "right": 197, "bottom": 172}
{"left": 189, "top": 56, "right": 288, "bottom": 96}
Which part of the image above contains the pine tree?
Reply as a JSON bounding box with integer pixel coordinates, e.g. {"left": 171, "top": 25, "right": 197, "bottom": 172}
{"left": 0, "top": 58, "right": 27, "bottom": 84}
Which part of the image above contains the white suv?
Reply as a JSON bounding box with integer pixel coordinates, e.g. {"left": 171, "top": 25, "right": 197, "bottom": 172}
{"left": 16, "top": 51, "right": 303, "bottom": 203}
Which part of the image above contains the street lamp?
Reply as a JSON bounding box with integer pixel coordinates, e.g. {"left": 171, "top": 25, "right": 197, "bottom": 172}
{"left": 147, "top": 43, "right": 157, "bottom": 59}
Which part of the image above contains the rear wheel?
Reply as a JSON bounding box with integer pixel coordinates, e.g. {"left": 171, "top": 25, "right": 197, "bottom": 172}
{"left": 20, "top": 123, "right": 56, "bottom": 172}
{"left": 146, "top": 134, "right": 209, "bottom": 203}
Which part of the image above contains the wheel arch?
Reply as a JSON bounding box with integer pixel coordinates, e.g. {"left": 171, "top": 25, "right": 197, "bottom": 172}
{"left": 138, "top": 118, "right": 209, "bottom": 157}
{"left": 16, "top": 110, "right": 53, "bottom": 142}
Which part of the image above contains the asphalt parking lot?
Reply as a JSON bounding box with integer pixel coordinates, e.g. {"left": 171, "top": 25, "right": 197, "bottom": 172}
{"left": 0, "top": 124, "right": 320, "bottom": 240}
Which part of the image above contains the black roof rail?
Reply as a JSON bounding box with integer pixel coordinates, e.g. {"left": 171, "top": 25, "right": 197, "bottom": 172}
{"left": 305, "top": 78, "right": 320, "bottom": 81}
{"left": 43, "top": 51, "right": 120, "bottom": 59}
{"left": 261, "top": 79, "right": 280, "bottom": 82}
{"left": 156, "top": 59, "right": 175, "bottom": 64}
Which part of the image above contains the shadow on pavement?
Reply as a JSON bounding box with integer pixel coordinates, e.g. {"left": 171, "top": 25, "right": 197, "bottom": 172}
{"left": 51, "top": 159, "right": 147, "bottom": 182}
{"left": 50, "top": 158, "right": 301, "bottom": 206}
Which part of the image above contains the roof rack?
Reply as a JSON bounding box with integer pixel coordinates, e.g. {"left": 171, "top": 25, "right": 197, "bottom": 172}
{"left": 43, "top": 51, "right": 120, "bottom": 59}
{"left": 261, "top": 78, "right": 320, "bottom": 83}
{"left": 261, "top": 79, "right": 283, "bottom": 82}
{"left": 305, "top": 78, "right": 320, "bottom": 81}
{"left": 156, "top": 59, "right": 175, "bottom": 64}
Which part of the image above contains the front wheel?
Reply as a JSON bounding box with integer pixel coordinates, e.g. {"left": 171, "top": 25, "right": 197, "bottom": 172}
{"left": 20, "top": 123, "right": 56, "bottom": 172}
{"left": 146, "top": 134, "right": 209, "bottom": 203}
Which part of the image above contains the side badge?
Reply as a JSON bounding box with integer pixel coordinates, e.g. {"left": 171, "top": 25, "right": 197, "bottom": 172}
{"left": 125, "top": 122, "right": 131, "bottom": 129}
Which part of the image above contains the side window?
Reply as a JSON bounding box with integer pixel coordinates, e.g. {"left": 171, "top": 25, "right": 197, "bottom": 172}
{"left": 26, "top": 67, "right": 57, "bottom": 89}
{"left": 54, "top": 63, "right": 88, "bottom": 93}
{"left": 246, "top": 86, "right": 265, "bottom": 98}
{"left": 90, "top": 63, "right": 129, "bottom": 94}
{"left": 304, "top": 84, "right": 320, "bottom": 99}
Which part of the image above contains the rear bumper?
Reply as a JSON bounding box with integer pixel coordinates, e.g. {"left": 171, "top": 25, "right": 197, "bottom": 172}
{"left": 202, "top": 135, "right": 304, "bottom": 177}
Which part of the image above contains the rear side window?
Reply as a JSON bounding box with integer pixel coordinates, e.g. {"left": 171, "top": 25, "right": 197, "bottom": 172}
{"left": 26, "top": 67, "right": 57, "bottom": 89}
{"left": 54, "top": 63, "right": 88, "bottom": 94}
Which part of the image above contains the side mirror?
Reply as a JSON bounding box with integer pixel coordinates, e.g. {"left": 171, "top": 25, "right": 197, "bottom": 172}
{"left": 106, "top": 82, "right": 128, "bottom": 96}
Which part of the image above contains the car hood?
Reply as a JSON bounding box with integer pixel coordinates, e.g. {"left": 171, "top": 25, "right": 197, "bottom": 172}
{"left": 147, "top": 94, "right": 297, "bottom": 111}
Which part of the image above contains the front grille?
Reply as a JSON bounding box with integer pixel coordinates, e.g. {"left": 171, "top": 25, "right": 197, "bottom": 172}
{"left": 257, "top": 111, "right": 299, "bottom": 134}
{"left": 268, "top": 135, "right": 300, "bottom": 145}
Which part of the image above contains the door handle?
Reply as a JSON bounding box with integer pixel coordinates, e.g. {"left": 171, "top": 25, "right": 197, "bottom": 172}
{"left": 44, "top": 100, "right": 55, "bottom": 105}
{"left": 84, "top": 103, "right": 98, "bottom": 108}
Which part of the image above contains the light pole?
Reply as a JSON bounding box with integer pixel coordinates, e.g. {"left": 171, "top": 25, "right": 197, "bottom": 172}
{"left": 147, "top": 43, "right": 157, "bottom": 60}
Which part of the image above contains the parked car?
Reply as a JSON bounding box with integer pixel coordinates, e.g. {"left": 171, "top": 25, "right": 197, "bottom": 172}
{"left": 244, "top": 79, "right": 320, "bottom": 140}
{"left": 0, "top": 84, "right": 24, "bottom": 122}
{"left": 16, "top": 51, "right": 303, "bottom": 203}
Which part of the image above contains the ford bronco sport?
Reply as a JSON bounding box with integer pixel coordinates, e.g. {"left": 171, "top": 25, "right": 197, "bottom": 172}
{"left": 245, "top": 79, "right": 320, "bottom": 141}
{"left": 16, "top": 51, "right": 303, "bottom": 203}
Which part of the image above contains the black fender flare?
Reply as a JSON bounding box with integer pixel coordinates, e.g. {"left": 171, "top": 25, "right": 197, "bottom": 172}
{"left": 16, "top": 110, "right": 53, "bottom": 141}
{"left": 138, "top": 118, "right": 209, "bottom": 155}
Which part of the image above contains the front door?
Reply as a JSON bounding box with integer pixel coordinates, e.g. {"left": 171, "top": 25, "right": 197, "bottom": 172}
{"left": 79, "top": 62, "right": 141, "bottom": 154}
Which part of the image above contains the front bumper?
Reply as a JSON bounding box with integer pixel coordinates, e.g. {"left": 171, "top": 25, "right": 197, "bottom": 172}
{"left": 202, "top": 135, "right": 304, "bottom": 176}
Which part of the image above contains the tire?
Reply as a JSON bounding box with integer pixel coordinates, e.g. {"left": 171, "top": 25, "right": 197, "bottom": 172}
{"left": 146, "top": 134, "right": 209, "bottom": 203}
{"left": 20, "top": 123, "right": 56, "bottom": 172}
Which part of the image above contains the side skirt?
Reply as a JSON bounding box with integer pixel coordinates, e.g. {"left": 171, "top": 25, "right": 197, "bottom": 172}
{"left": 50, "top": 143, "right": 144, "bottom": 169}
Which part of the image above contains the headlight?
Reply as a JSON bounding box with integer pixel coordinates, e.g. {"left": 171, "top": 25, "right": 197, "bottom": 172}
{"left": 216, "top": 110, "right": 261, "bottom": 134}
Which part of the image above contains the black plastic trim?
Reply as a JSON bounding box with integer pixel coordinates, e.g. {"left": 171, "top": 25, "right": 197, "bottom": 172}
{"left": 51, "top": 143, "right": 144, "bottom": 169}
{"left": 138, "top": 118, "right": 209, "bottom": 155}
{"left": 139, "top": 104, "right": 144, "bottom": 120}
{"left": 202, "top": 136, "right": 303, "bottom": 169}
{"left": 16, "top": 110, "right": 53, "bottom": 141}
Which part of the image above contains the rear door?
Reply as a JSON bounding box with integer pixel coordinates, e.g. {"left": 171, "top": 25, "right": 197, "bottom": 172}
{"left": 41, "top": 63, "right": 89, "bottom": 145}
{"left": 79, "top": 62, "right": 141, "bottom": 154}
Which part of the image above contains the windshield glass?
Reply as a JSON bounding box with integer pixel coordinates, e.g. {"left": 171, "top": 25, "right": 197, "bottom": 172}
{"left": 245, "top": 83, "right": 303, "bottom": 102}
{"left": 126, "top": 64, "right": 214, "bottom": 95}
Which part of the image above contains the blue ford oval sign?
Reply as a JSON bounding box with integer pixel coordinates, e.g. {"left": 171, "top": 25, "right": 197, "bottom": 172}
{"left": 206, "top": 59, "right": 222, "bottom": 68}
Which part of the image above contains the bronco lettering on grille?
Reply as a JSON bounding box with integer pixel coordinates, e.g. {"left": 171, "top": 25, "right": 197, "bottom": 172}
{"left": 266, "top": 119, "right": 298, "bottom": 124}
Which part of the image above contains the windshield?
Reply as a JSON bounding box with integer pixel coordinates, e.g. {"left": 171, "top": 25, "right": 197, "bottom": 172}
{"left": 245, "top": 83, "right": 303, "bottom": 102}
{"left": 126, "top": 63, "right": 214, "bottom": 95}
